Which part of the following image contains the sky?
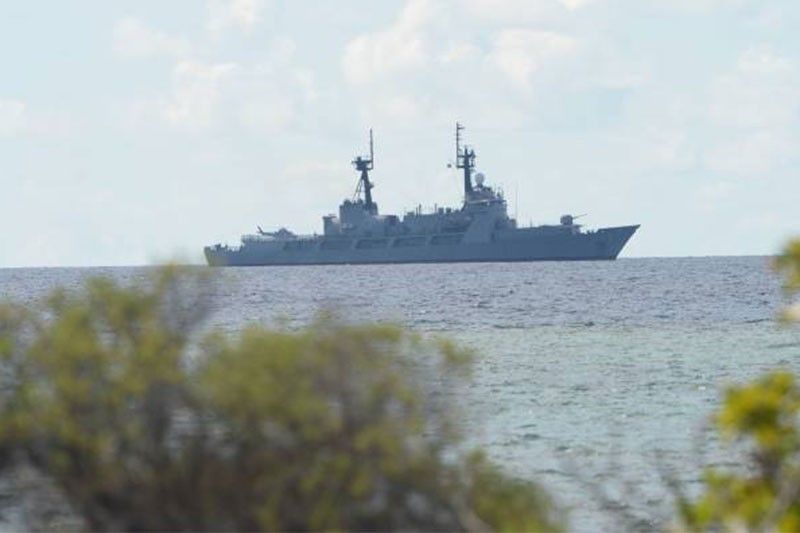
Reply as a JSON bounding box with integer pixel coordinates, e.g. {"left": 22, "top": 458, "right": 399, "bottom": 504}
{"left": 1, "top": 0, "right": 799, "bottom": 267}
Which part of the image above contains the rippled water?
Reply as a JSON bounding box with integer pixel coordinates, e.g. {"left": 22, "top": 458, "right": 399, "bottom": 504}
{"left": 1, "top": 257, "right": 796, "bottom": 530}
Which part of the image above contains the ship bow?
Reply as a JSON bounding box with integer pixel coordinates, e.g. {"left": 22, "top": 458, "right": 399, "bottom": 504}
{"left": 600, "top": 224, "right": 639, "bottom": 259}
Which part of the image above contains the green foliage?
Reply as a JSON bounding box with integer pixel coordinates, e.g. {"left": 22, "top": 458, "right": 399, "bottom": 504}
{"left": 775, "top": 239, "right": 800, "bottom": 322}
{"left": 677, "top": 242, "right": 800, "bottom": 531}
{"left": 0, "top": 267, "right": 560, "bottom": 531}
{"left": 775, "top": 239, "right": 800, "bottom": 295}
{"left": 678, "top": 372, "right": 800, "bottom": 531}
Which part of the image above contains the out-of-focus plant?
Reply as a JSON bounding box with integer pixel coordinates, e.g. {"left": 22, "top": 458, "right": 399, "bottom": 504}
{"left": 0, "top": 267, "right": 560, "bottom": 531}
{"left": 776, "top": 239, "right": 800, "bottom": 322}
{"left": 677, "top": 372, "right": 800, "bottom": 531}
{"left": 675, "top": 240, "right": 800, "bottom": 531}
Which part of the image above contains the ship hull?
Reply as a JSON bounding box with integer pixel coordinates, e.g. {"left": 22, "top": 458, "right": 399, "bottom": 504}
{"left": 205, "top": 225, "right": 639, "bottom": 266}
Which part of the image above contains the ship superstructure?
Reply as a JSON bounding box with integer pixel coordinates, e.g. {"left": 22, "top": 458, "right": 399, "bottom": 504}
{"left": 204, "top": 124, "right": 639, "bottom": 266}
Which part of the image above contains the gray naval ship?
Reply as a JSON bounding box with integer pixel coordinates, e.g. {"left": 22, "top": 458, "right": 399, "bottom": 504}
{"left": 205, "top": 124, "right": 639, "bottom": 266}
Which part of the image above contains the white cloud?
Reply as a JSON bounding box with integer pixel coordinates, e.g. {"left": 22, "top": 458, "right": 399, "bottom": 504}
{"left": 0, "top": 98, "right": 26, "bottom": 137}
{"left": 696, "top": 180, "right": 738, "bottom": 208}
{"left": 162, "top": 61, "right": 237, "bottom": 130}
{"left": 0, "top": 98, "right": 74, "bottom": 138}
{"left": 237, "top": 97, "right": 294, "bottom": 133}
{"left": 643, "top": 0, "right": 748, "bottom": 14}
{"left": 292, "top": 68, "right": 317, "bottom": 102}
{"left": 488, "top": 29, "right": 577, "bottom": 89}
{"left": 374, "top": 94, "right": 426, "bottom": 122}
{"left": 703, "top": 46, "right": 799, "bottom": 177}
{"left": 464, "top": 0, "right": 591, "bottom": 24}
{"left": 150, "top": 38, "right": 315, "bottom": 134}
{"left": 560, "top": 0, "right": 593, "bottom": 9}
{"left": 709, "top": 70, "right": 797, "bottom": 129}
{"left": 284, "top": 160, "right": 342, "bottom": 177}
{"left": 114, "top": 3, "right": 310, "bottom": 136}
{"left": 269, "top": 37, "right": 297, "bottom": 65}
{"left": 751, "top": 5, "right": 785, "bottom": 31}
{"left": 283, "top": 161, "right": 345, "bottom": 197}
{"left": 114, "top": 5, "right": 316, "bottom": 136}
{"left": 438, "top": 41, "right": 480, "bottom": 64}
{"left": 465, "top": 0, "right": 552, "bottom": 22}
{"left": 619, "top": 44, "right": 799, "bottom": 183}
{"left": 341, "top": 0, "right": 583, "bottom": 128}
{"left": 736, "top": 211, "right": 782, "bottom": 232}
{"left": 705, "top": 130, "right": 797, "bottom": 177}
{"left": 342, "top": 0, "right": 437, "bottom": 85}
{"left": 234, "top": 65, "right": 301, "bottom": 134}
{"left": 113, "top": 17, "right": 191, "bottom": 59}
{"left": 207, "top": 0, "right": 266, "bottom": 35}
{"left": 737, "top": 45, "right": 793, "bottom": 76}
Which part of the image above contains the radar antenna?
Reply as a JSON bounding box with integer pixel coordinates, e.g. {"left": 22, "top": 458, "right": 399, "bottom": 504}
{"left": 352, "top": 128, "right": 377, "bottom": 214}
{"left": 455, "top": 122, "right": 475, "bottom": 197}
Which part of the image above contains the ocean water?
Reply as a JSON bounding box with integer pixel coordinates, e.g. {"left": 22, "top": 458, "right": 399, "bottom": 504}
{"left": 1, "top": 256, "right": 797, "bottom": 530}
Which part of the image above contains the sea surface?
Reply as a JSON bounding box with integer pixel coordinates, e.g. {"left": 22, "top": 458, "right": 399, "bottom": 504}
{"left": 1, "top": 256, "right": 797, "bottom": 531}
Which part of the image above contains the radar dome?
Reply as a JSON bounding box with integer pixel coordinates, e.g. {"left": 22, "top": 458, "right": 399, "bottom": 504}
{"left": 474, "top": 172, "right": 485, "bottom": 186}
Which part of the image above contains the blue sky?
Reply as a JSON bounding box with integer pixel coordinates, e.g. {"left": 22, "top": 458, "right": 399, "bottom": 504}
{"left": 1, "top": 0, "right": 799, "bottom": 266}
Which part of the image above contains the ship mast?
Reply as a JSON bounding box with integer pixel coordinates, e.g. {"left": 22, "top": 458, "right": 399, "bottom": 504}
{"left": 352, "top": 128, "right": 377, "bottom": 214}
{"left": 455, "top": 122, "right": 475, "bottom": 198}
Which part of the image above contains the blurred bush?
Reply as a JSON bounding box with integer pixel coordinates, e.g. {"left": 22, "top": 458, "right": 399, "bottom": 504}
{"left": 677, "top": 371, "right": 800, "bottom": 531}
{"left": 676, "top": 240, "right": 800, "bottom": 531}
{"left": 776, "top": 239, "right": 800, "bottom": 323}
{"left": 0, "top": 266, "right": 560, "bottom": 531}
